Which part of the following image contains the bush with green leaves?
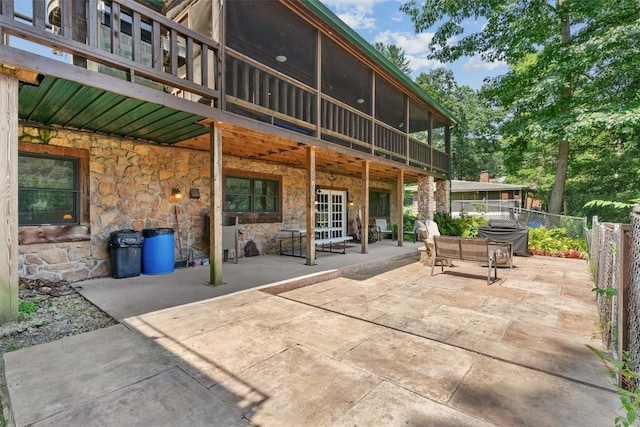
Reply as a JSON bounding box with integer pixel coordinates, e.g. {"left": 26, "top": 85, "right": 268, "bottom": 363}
{"left": 528, "top": 226, "right": 588, "bottom": 258}
{"left": 433, "top": 212, "right": 487, "bottom": 237}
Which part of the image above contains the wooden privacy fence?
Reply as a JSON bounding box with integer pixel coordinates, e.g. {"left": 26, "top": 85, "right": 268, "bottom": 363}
{"left": 590, "top": 208, "right": 640, "bottom": 389}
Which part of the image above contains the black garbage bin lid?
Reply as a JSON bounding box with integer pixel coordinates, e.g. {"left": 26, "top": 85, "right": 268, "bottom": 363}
{"left": 109, "top": 229, "right": 144, "bottom": 247}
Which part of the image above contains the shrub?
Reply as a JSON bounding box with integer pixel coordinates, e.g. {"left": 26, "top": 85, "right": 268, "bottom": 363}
{"left": 527, "top": 226, "right": 588, "bottom": 258}
{"left": 433, "top": 212, "right": 487, "bottom": 237}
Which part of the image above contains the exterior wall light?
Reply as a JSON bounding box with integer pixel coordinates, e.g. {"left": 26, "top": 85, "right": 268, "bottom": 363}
{"left": 171, "top": 188, "right": 182, "bottom": 199}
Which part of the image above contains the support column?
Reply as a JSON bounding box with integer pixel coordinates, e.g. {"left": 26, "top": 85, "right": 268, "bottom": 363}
{"left": 361, "top": 161, "right": 370, "bottom": 254}
{"left": 435, "top": 179, "right": 450, "bottom": 215}
{"left": 209, "top": 122, "right": 223, "bottom": 286}
{"left": 305, "top": 147, "right": 316, "bottom": 264}
{"left": 0, "top": 74, "right": 19, "bottom": 322}
{"left": 416, "top": 175, "right": 435, "bottom": 220}
{"left": 396, "top": 169, "right": 404, "bottom": 246}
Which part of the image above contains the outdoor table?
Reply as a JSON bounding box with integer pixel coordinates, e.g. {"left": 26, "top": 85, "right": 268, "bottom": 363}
{"left": 279, "top": 228, "right": 306, "bottom": 257}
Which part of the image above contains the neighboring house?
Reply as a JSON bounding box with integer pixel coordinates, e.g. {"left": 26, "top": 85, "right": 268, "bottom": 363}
{"left": 450, "top": 179, "right": 528, "bottom": 218}
{"left": 408, "top": 172, "right": 528, "bottom": 218}
{"left": 0, "top": 0, "right": 456, "bottom": 297}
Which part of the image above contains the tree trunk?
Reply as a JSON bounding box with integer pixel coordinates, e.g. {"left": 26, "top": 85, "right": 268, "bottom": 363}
{"left": 548, "top": 0, "right": 572, "bottom": 215}
{"left": 548, "top": 137, "right": 569, "bottom": 215}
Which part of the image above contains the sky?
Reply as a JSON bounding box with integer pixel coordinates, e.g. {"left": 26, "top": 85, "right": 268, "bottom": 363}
{"left": 321, "top": 0, "right": 508, "bottom": 90}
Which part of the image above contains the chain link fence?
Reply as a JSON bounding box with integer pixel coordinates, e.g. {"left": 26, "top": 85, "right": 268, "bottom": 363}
{"left": 590, "top": 208, "right": 638, "bottom": 390}
{"left": 627, "top": 208, "right": 640, "bottom": 391}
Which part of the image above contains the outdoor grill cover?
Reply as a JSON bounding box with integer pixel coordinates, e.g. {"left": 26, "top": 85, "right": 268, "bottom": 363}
{"left": 478, "top": 220, "right": 530, "bottom": 256}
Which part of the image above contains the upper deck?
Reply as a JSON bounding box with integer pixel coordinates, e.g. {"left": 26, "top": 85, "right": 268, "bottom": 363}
{"left": 0, "top": 0, "right": 452, "bottom": 181}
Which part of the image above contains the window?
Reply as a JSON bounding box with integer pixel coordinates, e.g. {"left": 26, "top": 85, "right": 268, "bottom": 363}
{"left": 18, "top": 153, "right": 80, "bottom": 226}
{"left": 224, "top": 172, "right": 282, "bottom": 223}
{"left": 369, "top": 190, "right": 389, "bottom": 218}
{"left": 17, "top": 142, "right": 90, "bottom": 243}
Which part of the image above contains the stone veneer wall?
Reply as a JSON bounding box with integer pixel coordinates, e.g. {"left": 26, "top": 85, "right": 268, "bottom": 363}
{"left": 416, "top": 175, "right": 435, "bottom": 220}
{"left": 17, "top": 125, "right": 395, "bottom": 282}
{"left": 435, "top": 179, "right": 450, "bottom": 214}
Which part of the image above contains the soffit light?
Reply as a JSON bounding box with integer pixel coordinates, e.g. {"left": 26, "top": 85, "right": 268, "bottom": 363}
{"left": 275, "top": 55, "right": 287, "bottom": 63}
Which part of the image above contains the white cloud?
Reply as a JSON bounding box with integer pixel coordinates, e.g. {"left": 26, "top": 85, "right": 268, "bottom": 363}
{"left": 322, "top": 0, "right": 389, "bottom": 30}
{"left": 373, "top": 30, "right": 442, "bottom": 73}
{"left": 463, "top": 54, "right": 506, "bottom": 71}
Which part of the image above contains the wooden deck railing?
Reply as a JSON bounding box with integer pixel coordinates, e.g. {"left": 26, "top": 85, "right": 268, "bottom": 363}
{"left": 320, "top": 95, "right": 372, "bottom": 146}
{"left": 0, "top": 0, "right": 220, "bottom": 105}
{"left": 2, "top": 0, "right": 449, "bottom": 175}
{"left": 225, "top": 49, "right": 316, "bottom": 131}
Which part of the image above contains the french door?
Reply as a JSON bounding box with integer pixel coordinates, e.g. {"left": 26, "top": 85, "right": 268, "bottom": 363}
{"left": 315, "top": 190, "right": 347, "bottom": 239}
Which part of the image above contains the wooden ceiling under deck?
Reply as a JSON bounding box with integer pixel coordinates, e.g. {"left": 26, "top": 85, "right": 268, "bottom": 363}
{"left": 175, "top": 122, "right": 424, "bottom": 183}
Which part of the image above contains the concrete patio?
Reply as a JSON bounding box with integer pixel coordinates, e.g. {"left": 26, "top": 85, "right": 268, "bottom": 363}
{"left": 2, "top": 244, "right": 621, "bottom": 426}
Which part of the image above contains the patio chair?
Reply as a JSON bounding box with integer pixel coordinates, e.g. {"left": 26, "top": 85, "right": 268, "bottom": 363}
{"left": 418, "top": 219, "right": 451, "bottom": 267}
{"left": 412, "top": 219, "right": 427, "bottom": 243}
{"left": 222, "top": 216, "right": 239, "bottom": 263}
{"left": 374, "top": 218, "right": 395, "bottom": 240}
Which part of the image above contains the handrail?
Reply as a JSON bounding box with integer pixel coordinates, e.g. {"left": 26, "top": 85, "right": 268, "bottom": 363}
{"left": 0, "top": 0, "right": 220, "bottom": 104}
{"left": 1, "top": 0, "right": 450, "bottom": 176}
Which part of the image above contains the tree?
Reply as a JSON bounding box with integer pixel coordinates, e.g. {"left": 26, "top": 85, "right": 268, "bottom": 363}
{"left": 400, "top": 0, "right": 640, "bottom": 215}
{"left": 415, "top": 68, "right": 503, "bottom": 181}
{"left": 374, "top": 42, "right": 412, "bottom": 75}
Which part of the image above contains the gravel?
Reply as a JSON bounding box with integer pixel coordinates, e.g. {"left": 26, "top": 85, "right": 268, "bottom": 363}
{"left": 0, "top": 278, "right": 117, "bottom": 354}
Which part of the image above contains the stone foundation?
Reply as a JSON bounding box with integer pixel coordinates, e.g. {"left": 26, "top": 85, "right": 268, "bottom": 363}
{"left": 17, "top": 125, "right": 395, "bottom": 281}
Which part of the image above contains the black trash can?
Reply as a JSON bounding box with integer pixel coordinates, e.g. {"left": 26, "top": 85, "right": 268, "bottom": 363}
{"left": 109, "top": 229, "right": 144, "bottom": 278}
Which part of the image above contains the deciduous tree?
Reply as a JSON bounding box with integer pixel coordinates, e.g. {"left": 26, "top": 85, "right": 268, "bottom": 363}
{"left": 400, "top": 0, "right": 640, "bottom": 215}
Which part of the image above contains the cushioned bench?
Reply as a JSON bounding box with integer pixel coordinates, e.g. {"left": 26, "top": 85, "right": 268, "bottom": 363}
{"left": 431, "top": 236, "right": 513, "bottom": 285}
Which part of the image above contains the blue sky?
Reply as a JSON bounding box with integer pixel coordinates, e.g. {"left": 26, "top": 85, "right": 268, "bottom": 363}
{"left": 322, "top": 0, "right": 508, "bottom": 90}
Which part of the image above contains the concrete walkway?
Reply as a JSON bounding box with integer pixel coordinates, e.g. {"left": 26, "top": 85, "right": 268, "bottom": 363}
{"left": 3, "top": 250, "right": 621, "bottom": 426}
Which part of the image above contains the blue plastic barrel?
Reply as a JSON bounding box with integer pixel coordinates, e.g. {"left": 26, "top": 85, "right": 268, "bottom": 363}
{"left": 142, "top": 228, "right": 175, "bottom": 275}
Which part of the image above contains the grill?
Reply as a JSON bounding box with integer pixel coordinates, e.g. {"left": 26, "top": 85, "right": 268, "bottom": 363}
{"left": 478, "top": 220, "right": 530, "bottom": 256}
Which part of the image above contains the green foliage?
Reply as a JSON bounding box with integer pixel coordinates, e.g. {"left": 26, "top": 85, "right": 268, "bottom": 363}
{"left": 527, "top": 226, "right": 587, "bottom": 257}
{"left": 401, "top": 0, "right": 640, "bottom": 216}
{"left": 415, "top": 69, "right": 503, "bottom": 180}
{"left": 6, "top": 342, "right": 22, "bottom": 352}
{"left": 373, "top": 42, "right": 412, "bottom": 75}
{"left": 403, "top": 212, "right": 417, "bottom": 232}
{"left": 588, "top": 346, "right": 640, "bottom": 427}
{"left": 592, "top": 286, "right": 618, "bottom": 298}
{"left": 18, "top": 299, "right": 39, "bottom": 314}
{"left": 433, "top": 212, "right": 486, "bottom": 238}
{"left": 583, "top": 199, "right": 640, "bottom": 223}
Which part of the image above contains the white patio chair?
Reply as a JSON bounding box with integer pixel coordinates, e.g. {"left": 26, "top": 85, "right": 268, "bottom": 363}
{"left": 374, "top": 218, "right": 395, "bottom": 240}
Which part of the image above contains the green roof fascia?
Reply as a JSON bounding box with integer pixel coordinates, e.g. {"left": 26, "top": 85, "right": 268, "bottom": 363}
{"left": 138, "top": 0, "right": 164, "bottom": 12}
{"left": 300, "top": 0, "right": 458, "bottom": 126}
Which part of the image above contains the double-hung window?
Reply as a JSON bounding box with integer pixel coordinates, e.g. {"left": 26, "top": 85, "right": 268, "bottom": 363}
{"left": 224, "top": 172, "right": 282, "bottom": 223}
{"left": 19, "top": 153, "right": 80, "bottom": 226}
{"left": 369, "top": 190, "right": 390, "bottom": 218}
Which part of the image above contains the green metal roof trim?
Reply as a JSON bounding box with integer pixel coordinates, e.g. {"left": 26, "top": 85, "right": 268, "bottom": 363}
{"left": 137, "top": 0, "right": 164, "bottom": 12}
{"left": 19, "top": 76, "right": 208, "bottom": 145}
{"left": 301, "top": 0, "right": 458, "bottom": 126}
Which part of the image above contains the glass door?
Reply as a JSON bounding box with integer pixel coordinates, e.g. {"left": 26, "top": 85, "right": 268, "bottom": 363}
{"left": 316, "top": 189, "right": 347, "bottom": 239}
